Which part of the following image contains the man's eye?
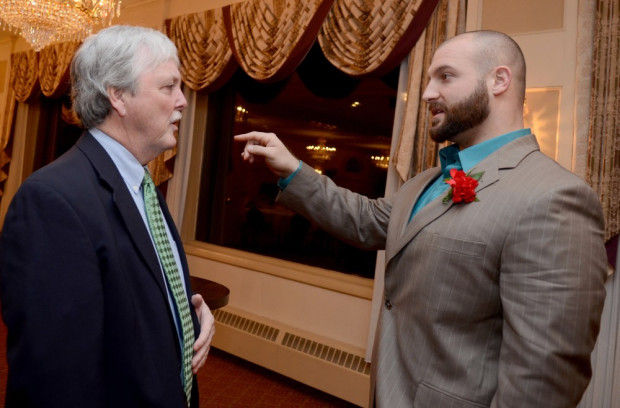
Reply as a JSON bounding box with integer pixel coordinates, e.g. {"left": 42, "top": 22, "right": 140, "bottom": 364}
{"left": 441, "top": 73, "right": 452, "bottom": 80}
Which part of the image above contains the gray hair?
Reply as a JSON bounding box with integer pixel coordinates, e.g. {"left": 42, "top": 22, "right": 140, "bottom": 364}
{"left": 71, "top": 25, "right": 180, "bottom": 129}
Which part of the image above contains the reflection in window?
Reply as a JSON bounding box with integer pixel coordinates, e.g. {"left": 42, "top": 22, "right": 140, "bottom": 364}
{"left": 196, "top": 44, "right": 398, "bottom": 278}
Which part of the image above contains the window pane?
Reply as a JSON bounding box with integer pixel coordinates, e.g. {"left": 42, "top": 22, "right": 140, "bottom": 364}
{"left": 196, "top": 44, "right": 398, "bottom": 278}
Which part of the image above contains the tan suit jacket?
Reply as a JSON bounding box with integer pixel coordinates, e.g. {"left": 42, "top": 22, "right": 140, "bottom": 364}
{"left": 278, "top": 135, "right": 607, "bottom": 408}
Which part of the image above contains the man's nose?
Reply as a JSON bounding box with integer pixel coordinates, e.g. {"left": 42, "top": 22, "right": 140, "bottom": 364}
{"left": 176, "top": 88, "right": 187, "bottom": 111}
{"left": 422, "top": 83, "right": 437, "bottom": 102}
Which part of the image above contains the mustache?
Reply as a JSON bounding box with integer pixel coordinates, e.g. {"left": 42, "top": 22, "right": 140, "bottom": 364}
{"left": 427, "top": 102, "right": 447, "bottom": 112}
{"left": 169, "top": 111, "right": 183, "bottom": 123}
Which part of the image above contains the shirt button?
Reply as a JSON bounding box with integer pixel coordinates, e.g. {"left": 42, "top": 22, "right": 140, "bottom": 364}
{"left": 385, "top": 299, "right": 392, "bottom": 310}
{"left": 133, "top": 185, "right": 139, "bottom": 192}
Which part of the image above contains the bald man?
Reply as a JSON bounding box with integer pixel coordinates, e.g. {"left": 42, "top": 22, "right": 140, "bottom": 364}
{"left": 235, "top": 31, "right": 607, "bottom": 407}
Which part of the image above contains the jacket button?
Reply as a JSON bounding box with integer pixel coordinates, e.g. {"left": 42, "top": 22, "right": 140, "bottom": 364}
{"left": 385, "top": 299, "right": 392, "bottom": 310}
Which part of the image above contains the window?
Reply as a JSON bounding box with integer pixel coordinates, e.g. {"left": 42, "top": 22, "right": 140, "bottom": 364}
{"left": 33, "top": 95, "right": 82, "bottom": 171}
{"left": 195, "top": 44, "right": 398, "bottom": 278}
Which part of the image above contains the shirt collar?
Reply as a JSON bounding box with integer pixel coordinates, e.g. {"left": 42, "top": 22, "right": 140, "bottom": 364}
{"left": 89, "top": 128, "right": 145, "bottom": 193}
{"left": 439, "top": 128, "right": 530, "bottom": 174}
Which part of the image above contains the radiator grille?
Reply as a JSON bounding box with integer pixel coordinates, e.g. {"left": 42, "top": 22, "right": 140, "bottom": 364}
{"left": 214, "top": 309, "right": 370, "bottom": 375}
{"left": 282, "top": 332, "right": 370, "bottom": 374}
{"left": 213, "top": 309, "right": 279, "bottom": 342}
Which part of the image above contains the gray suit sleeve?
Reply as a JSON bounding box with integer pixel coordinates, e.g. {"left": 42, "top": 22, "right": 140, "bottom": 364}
{"left": 492, "top": 181, "right": 607, "bottom": 407}
{"left": 277, "top": 162, "right": 392, "bottom": 250}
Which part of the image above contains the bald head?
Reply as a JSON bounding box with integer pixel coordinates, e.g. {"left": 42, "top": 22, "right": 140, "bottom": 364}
{"left": 423, "top": 30, "right": 527, "bottom": 146}
{"left": 440, "top": 30, "right": 526, "bottom": 104}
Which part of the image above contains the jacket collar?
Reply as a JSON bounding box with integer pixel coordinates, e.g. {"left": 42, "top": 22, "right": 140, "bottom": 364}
{"left": 76, "top": 132, "right": 169, "bottom": 299}
{"left": 385, "top": 134, "right": 540, "bottom": 264}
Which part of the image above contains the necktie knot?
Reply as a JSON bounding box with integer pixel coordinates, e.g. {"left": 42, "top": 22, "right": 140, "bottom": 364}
{"left": 142, "top": 168, "right": 154, "bottom": 189}
{"left": 439, "top": 144, "right": 462, "bottom": 179}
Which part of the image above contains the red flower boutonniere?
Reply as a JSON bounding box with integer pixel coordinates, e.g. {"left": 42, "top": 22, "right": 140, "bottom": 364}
{"left": 442, "top": 168, "right": 484, "bottom": 204}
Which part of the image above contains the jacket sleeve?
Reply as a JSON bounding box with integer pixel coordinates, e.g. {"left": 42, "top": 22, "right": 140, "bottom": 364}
{"left": 492, "top": 181, "right": 608, "bottom": 407}
{"left": 0, "top": 180, "right": 105, "bottom": 407}
{"left": 276, "top": 162, "right": 392, "bottom": 250}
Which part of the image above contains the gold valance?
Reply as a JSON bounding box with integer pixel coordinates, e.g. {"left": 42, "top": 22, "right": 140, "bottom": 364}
{"left": 166, "top": 0, "right": 440, "bottom": 90}
{"left": 166, "top": 9, "right": 237, "bottom": 92}
{"left": 318, "top": 0, "right": 440, "bottom": 76}
{"left": 38, "top": 42, "right": 80, "bottom": 98}
{"left": 10, "top": 51, "right": 39, "bottom": 103}
{"left": 223, "top": 0, "right": 334, "bottom": 82}
{"left": 10, "top": 42, "right": 78, "bottom": 102}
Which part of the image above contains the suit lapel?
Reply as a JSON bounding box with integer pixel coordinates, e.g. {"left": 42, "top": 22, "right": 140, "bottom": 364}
{"left": 468, "top": 153, "right": 500, "bottom": 196}
{"left": 471, "top": 133, "right": 539, "bottom": 191}
{"left": 76, "top": 133, "right": 168, "bottom": 299}
{"left": 391, "top": 167, "right": 441, "bottom": 237}
{"left": 386, "top": 181, "right": 452, "bottom": 265}
{"left": 385, "top": 167, "right": 440, "bottom": 263}
{"left": 385, "top": 134, "right": 540, "bottom": 265}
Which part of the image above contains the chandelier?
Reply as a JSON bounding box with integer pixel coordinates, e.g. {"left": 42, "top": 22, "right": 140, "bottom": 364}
{"left": 370, "top": 154, "right": 390, "bottom": 169}
{"left": 0, "top": 0, "right": 121, "bottom": 52}
{"left": 306, "top": 139, "right": 336, "bottom": 162}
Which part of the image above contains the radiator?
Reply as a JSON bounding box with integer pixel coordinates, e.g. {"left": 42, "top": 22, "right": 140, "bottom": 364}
{"left": 211, "top": 306, "right": 371, "bottom": 407}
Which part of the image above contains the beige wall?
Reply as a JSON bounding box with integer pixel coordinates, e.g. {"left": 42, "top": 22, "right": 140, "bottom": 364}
{"left": 467, "top": 0, "right": 581, "bottom": 172}
{"left": 116, "top": 0, "right": 247, "bottom": 28}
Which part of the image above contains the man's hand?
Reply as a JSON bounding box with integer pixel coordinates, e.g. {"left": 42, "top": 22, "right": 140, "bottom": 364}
{"left": 234, "top": 131, "right": 299, "bottom": 178}
{"left": 191, "top": 294, "right": 215, "bottom": 374}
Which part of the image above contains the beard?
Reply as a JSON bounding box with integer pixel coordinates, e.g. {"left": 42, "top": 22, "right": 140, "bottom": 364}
{"left": 428, "top": 80, "right": 490, "bottom": 143}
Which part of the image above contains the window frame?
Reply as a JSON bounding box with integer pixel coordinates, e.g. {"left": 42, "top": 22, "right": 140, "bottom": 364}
{"left": 173, "top": 60, "right": 410, "bottom": 300}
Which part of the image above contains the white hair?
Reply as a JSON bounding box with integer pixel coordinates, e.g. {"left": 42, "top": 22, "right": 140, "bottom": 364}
{"left": 70, "top": 25, "right": 180, "bottom": 128}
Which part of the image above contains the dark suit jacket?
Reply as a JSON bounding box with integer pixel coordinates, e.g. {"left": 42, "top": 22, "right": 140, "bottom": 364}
{"left": 0, "top": 133, "right": 200, "bottom": 407}
{"left": 278, "top": 135, "right": 607, "bottom": 408}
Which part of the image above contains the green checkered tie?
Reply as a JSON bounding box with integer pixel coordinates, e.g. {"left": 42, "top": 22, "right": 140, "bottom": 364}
{"left": 142, "top": 169, "right": 193, "bottom": 406}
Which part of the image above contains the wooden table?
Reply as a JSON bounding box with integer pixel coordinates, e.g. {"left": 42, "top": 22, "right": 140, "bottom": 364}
{"left": 190, "top": 276, "right": 230, "bottom": 310}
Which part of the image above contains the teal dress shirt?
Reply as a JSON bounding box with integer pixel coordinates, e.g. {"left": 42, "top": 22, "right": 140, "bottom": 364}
{"left": 409, "top": 128, "right": 530, "bottom": 222}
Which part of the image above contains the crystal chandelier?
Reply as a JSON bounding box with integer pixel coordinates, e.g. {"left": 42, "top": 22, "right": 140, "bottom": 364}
{"left": 0, "top": 0, "right": 121, "bottom": 52}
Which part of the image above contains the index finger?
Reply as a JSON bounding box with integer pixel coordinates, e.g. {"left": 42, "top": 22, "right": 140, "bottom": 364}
{"left": 233, "top": 131, "right": 274, "bottom": 145}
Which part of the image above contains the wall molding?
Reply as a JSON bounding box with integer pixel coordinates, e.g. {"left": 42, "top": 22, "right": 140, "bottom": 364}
{"left": 185, "top": 240, "right": 373, "bottom": 300}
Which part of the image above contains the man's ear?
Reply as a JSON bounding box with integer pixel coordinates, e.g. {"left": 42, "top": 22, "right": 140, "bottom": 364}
{"left": 490, "top": 66, "right": 511, "bottom": 96}
{"left": 107, "top": 87, "right": 127, "bottom": 116}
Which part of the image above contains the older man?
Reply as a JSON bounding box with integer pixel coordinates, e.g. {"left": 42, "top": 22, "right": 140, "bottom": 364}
{"left": 0, "top": 25, "right": 214, "bottom": 407}
{"left": 236, "top": 30, "right": 607, "bottom": 407}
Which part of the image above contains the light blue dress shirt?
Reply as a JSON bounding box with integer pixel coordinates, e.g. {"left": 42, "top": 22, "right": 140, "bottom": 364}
{"left": 90, "top": 128, "right": 187, "bottom": 351}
